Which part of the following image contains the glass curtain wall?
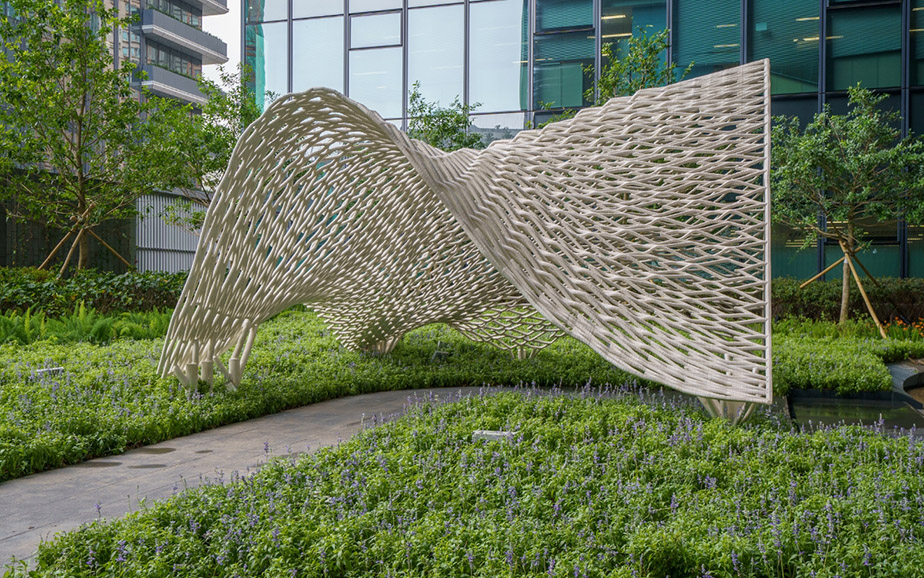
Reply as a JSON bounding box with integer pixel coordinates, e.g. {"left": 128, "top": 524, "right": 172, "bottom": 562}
{"left": 243, "top": 0, "right": 924, "bottom": 279}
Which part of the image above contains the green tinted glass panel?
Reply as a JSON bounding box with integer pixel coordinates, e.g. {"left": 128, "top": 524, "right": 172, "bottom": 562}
{"left": 909, "top": 225, "right": 924, "bottom": 278}
{"left": 246, "top": 0, "right": 287, "bottom": 22}
{"left": 827, "top": 7, "right": 900, "bottom": 91}
{"left": 912, "top": 1, "right": 924, "bottom": 86}
{"left": 408, "top": 5, "right": 464, "bottom": 106}
{"left": 245, "top": 23, "right": 288, "bottom": 109}
{"left": 534, "top": 31, "right": 594, "bottom": 108}
{"left": 470, "top": 0, "right": 528, "bottom": 112}
{"left": 601, "top": 0, "right": 665, "bottom": 38}
{"left": 771, "top": 223, "right": 817, "bottom": 280}
{"left": 771, "top": 95, "right": 817, "bottom": 128}
{"left": 825, "top": 244, "right": 900, "bottom": 279}
{"left": 911, "top": 91, "right": 924, "bottom": 137}
{"left": 537, "top": 0, "right": 592, "bottom": 32}
{"left": 751, "top": 0, "right": 818, "bottom": 94}
{"left": 673, "top": 0, "right": 740, "bottom": 78}
{"left": 293, "top": 17, "right": 344, "bottom": 92}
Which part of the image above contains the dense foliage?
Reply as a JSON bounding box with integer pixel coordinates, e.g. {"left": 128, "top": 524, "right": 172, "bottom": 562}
{"left": 407, "top": 81, "right": 486, "bottom": 151}
{"left": 13, "top": 391, "right": 924, "bottom": 577}
{"left": 0, "top": 311, "right": 629, "bottom": 482}
{"left": 0, "top": 304, "right": 171, "bottom": 345}
{"left": 771, "top": 277, "right": 924, "bottom": 321}
{"left": 0, "top": 268, "right": 186, "bottom": 315}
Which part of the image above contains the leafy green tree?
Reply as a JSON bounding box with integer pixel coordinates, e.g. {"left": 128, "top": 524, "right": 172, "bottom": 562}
{"left": 0, "top": 0, "right": 190, "bottom": 273}
{"left": 772, "top": 85, "right": 924, "bottom": 326}
{"left": 407, "top": 82, "right": 486, "bottom": 151}
{"left": 585, "top": 27, "right": 692, "bottom": 105}
{"left": 161, "top": 64, "right": 266, "bottom": 232}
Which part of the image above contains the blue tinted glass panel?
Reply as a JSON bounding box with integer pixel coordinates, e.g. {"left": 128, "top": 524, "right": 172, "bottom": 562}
{"left": 245, "top": 22, "right": 288, "bottom": 109}
{"left": 537, "top": 0, "right": 592, "bottom": 32}
{"left": 293, "top": 17, "right": 344, "bottom": 92}
{"left": 534, "top": 31, "right": 594, "bottom": 108}
{"left": 827, "top": 7, "right": 900, "bottom": 90}
{"left": 673, "top": 0, "right": 740, "bottom": 78}
{"left": 293, "top": 0, "right": 343, "bottom": 18}
{"left": 350, "top": 46, "right": 403, "bottom": 118}
{"left": 470, "top": 0, "right": 528, "bottom": 112}
{"left": 246, "top": 0, "right": 287, "bottom": 22}
{"left": 752, "top": 0, "right": 818, "bottom": 94}
{"left": 408, "top": 5, "right": 464, "bottom": 106}
{"left": 350, "top": 0, "right": 401, "bottom": 12}
{"left": 351, "top": 12, "right": 401, "bottom": 48}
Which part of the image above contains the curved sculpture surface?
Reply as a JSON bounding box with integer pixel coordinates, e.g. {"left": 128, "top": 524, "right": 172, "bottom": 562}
{"left": 159, "top": 60, "right": 772, "bottom": 406}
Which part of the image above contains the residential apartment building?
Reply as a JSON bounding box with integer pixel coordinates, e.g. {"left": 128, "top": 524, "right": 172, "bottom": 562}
{"left": 242, "top": 0, "right": 924, "bottom": 280}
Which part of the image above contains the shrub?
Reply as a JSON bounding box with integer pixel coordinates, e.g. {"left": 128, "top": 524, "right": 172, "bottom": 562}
{"left": 0, "top": 267, "right": 186, "bottom": 315}
{"left": 772, "top": 277, "right": 924, "bottom": 321}
{"left": 0, "top": 304, "right": 172, "bottom": 345}
{"left": 15, "top": 392, "right": 924, "bottom": 577}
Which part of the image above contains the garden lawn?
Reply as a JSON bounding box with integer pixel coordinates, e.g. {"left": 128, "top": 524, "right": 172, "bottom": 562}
{"left": 0, "top": 310, "right": 629, "bottom": 482}
{"left": 12, "top": 390, "right": 924, "bottom": 577}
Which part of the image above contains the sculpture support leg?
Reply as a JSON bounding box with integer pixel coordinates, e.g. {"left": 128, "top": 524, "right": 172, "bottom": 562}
{"left": 698, "top": 397, "right": 756, "bottom": 425}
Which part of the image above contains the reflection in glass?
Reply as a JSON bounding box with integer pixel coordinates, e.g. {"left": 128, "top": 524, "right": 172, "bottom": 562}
{"left": 351, "top": 12, "right": 401, "bottom": 48}
{"left": 534, "top": 31, "right": 594, "bottom": 108}
{"left": 751, "top": 0, "right": 818, "bottom": 94}
{"left": 409, "top": 0, "right": 461, "bottom": 6}
{"left": 350, "top": 47, "right": 403, "bottom": 118}
{"left": 770, "top": 223, "right": 817, "bottom": 281}
{"left": 408, "top": 5, "right": 464, "bottom": 106}
{"left": 293, "top": 0, "right": 342, "bottom": 19}
{"left": 470, "top": 0, "right": 528, "bottom": 112}
{"left": 350, "top": 0, "right": 401, "bottom": 13}
{"left": 909, "top": 224, "right": 924, "bottom": 278}
{"left": 293, "top": 17, "right": 344, "bottom": 92}
{"left": 827, "top": 8, "right": 900, "bottom": 90}
{"left": 246, "top": 0, "right": 287, "bottom": 23}
{"left": 536, "top": 0, "right": 592, "bottom": 32}
{"left": 914, "top": 1, "right": 924, "bottom": 86}
{"left": 245, "top": 22, "right": 288, "bottom": 109}
{"left": 470, "top": 113, "right": 527, "bottom": 145}
{"left": 601, "top": 0, "right": 665, "bottom": 42}
{"left": 673, "top": 0, "right": 740, "bottom": 78}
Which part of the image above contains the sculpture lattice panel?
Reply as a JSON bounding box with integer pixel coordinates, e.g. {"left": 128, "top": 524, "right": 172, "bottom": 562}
{"left": 159, "top": 60, "right": 772, "bottom": 405}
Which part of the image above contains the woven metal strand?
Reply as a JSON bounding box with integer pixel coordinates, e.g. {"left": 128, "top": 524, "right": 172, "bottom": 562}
{"left": 158, "top": 60, "right": 771, "bottom": 405}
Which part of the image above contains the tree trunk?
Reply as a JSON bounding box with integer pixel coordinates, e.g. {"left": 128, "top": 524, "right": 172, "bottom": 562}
{"left": 77, "top": 228, "right": 90, "bottom": 270}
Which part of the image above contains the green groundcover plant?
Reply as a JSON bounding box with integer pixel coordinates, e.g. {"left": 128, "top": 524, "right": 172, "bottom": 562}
{"left": 9, "top": 391, "right": 923, "bottom": 577}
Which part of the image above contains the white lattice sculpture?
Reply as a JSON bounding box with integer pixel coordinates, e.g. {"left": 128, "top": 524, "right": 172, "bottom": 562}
{"left": 158, "top": 60, "right": 772, "bottom": 412}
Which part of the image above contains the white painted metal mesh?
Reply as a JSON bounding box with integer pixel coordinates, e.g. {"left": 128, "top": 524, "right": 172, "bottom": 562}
{"left": 159, "top": 60, "right": 771, "bottom": 403}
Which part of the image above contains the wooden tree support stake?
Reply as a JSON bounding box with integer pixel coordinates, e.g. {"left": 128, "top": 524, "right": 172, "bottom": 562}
{"left": 799, "top": 255, "right": 846, "bottom": 289}
{"left": 86, "top": 228, "right": 134, "bottom": 270}
{"left": 58, "top": 229, "right": 84, "bottom": 278}
{"left": 841, "top": 245, "right": 888, "bottom": 339}
{"left": 38, "top": 229, "right": 74, "bottom": 271}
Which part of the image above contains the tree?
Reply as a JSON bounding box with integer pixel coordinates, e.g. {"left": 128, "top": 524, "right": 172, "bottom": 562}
{"left": 0, "top": 0, "right": 188, "bottom": 273}
{"left": 407, "top": 82, "right": 486, "bottom": 151}
{"left": 585, "top": 27, "right": 692, "bottom": 105}
{"left": 160, "top": 64, "right": 266, "bottom": 232}
{"left": 772, "top": 85, "right": 924, "bottom": 329}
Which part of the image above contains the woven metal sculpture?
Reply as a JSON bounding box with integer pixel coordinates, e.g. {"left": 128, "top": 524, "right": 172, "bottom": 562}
{"left": 159, "top": 60, "right": 772, "bottom": 413}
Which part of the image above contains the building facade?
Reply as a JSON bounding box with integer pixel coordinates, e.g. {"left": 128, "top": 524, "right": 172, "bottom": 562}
{"left": 243, "top": 0, "right": 924, "bottom": 280}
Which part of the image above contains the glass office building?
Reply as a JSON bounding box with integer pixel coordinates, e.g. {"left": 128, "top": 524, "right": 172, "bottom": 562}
{"left": 244, "top": 0, "right": 924, "bottom": 279}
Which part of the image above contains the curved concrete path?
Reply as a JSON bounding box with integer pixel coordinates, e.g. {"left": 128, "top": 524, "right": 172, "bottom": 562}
{"left": 0, "top": 387, "right": 483, "bottom": 567}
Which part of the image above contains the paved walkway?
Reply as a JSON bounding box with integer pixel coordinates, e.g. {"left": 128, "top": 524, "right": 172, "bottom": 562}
{"left": 0, "top": 387, "right": 482, "bottom": 567}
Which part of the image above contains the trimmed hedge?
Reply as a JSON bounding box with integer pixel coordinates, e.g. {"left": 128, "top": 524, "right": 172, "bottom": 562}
{"left": 0, "top": 267, "right": 186, "bottom": 315}
{"left": 772, "top": 277, "right": 924, "bottom": 321}
{"left": 13, "top": 392, "right": 924, "bottom": 577}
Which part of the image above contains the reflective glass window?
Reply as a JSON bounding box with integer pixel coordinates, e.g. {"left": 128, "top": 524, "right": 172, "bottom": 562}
{"left": 246, "top": 0, "right": 287, "bottom": 23}
{"left": 470, "top": 0, "right": 528, "bottom": 112}
{"left": 910, "top": 90, "right": 924, "bottom": 137}
{"left": 293, "top": 17, "right": 344, "bottom": 92}
{"left": 770, "top": 223, "right": 817, "bottom": 280}
{"left": 245, "top": 22, "right": 288, "bottom": 107}
{"left": 471, "top": 112, "right": 527, "bottom": 145}
{"left": 350, "top": 0, "right": 401, "bottom": 13}
{"left": 351, "top": 12, "right": 401, "bottom": 48}
{"left": 536, "top": 0, "right": 592, "bottom": 32}
{"left": 349, "top": 46, "right": 403, "bottom": 118}
{"left": 293, "top": 0, "right": 343, "bottom": 19}
{"left": 827, "top": 7, "right": 900, "bottom": 91}
{"left": 909, "top": 224, "right": 924, "bottom": 278}
{"left": 826, "top": 92, "right": 901, "bottom": 131}
{"left": 408, "top": 5, "right": 464, "bottom": 106}
{"left": 409, "top": 0, "right": 461, "bottom": 6}
{"left": 601, "top": 0, "right": 665, "bottom": 42}
{"left": 534, "top": 31, "right": 594, "bottom": 108}
{"left": 771, "top": 95, "right": 818, "bottom": 129}
{"left": 751, "top": 0, "right": 818, "bottom": 94}
{"left": 911, "top": 1, "right": 924, "bottom": 86}
{"left": 673, "top": 0, "right": 740, "bottom": 78}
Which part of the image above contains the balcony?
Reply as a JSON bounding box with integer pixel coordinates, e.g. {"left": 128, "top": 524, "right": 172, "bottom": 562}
{"left": 186, "top": 0, "right": 228, "bottom": 17}
{"left": 140, "top": 9, "right": 228, "bottom": 65}
{"left": 138, "top": 64, "right": 207, "bottom": 105}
